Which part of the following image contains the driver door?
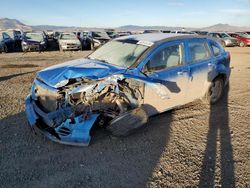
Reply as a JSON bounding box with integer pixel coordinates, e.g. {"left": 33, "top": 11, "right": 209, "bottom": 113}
{"left": 142, "top": 41, "right": 190, "bottom": 115}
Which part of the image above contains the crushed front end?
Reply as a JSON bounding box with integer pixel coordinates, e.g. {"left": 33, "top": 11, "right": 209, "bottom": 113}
{"left": 25, "top": 75, "right": 145, "bottom": 146}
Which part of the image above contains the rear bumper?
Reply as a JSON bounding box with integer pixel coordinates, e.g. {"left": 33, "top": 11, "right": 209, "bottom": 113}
{"left": 25, "top": 95, "right": 99, "bottom": 146}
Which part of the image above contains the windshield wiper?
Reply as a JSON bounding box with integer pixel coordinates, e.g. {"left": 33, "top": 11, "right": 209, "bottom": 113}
{"left": 90, "top": 57, "right": 110, "bottom": 65}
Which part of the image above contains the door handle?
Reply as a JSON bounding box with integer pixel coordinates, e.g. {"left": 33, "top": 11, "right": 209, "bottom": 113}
{"left": 208, "top": 63, "right": 213, "bottom": 67}
{"left": 177, "top": 71, "right": 187, "bottom": 75}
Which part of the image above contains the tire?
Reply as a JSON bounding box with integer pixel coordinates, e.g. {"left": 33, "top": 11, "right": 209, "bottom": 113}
{"left": 107, "top": 107, "right": 148, "bottom": 137}
{"left": 21, "top": 45, "right": 27, "bottom": 53}
{"left": 205, "top": 77, "right": 224, "bottom": 104}
{"left": 90, "top": 42, "right": 94, "bottom": 50}
{"left": 239, "top": 42, "right": 245, "bottom": 47}
{"left": 3, "top": 44, "right": 8, "bottom": 53}
{"left": 59, "top": 45, "right": 64, "bottom": 52}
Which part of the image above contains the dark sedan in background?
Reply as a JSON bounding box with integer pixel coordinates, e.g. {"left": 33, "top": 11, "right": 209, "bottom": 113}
{"left": 80, "top": 31, "right": 110, "bottom": 50}
{"left": 21, "top": 32, "right": 48, "bottom": 52}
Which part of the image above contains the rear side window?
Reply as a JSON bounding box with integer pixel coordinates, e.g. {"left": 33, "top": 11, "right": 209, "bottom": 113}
{"left": 3, "top": 33, "right": 10, "bottom": 39}
{"left": 188, "top": 42, "right": 210, "bottom": 63}
{"left": 211, "top": 44, "right": 220, "bottom": 56}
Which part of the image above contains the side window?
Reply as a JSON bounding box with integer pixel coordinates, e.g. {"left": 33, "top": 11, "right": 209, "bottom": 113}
{"left": 188, "top": 41, "right": 210, "bottom": 63}
{"left": 211, "top": 43, "right": 220, "bottom": 56}
{"left": 147, "top": 43, "right": 184, "bottom": 72}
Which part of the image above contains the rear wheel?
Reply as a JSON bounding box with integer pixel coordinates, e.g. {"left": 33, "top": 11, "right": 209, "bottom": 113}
{"left": 3, "top": 44, "right": 8, "bottom": 53}
{"left": 205, "top": 77, "right": 224, "bottom": 104}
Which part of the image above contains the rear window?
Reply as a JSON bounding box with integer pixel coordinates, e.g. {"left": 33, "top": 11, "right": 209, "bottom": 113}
{"left": 188, "top": 42, "right": 210, "bottom": 63}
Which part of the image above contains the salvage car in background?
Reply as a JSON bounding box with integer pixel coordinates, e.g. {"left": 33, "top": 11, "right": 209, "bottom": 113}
{"left": 170, "top": 30, "right": 197, "bottom": 34}
{"left": 208, "top": 32, "right": 239, "bottom": 47}
{"left": 228, "top": 32, "right": 250, "bottom": 47}
{"left": 58, "top": 32, "right": 81, "bottom": 51}
{"left": 25, "top": 33, "right": 231, "bottom": 146}
{"left": 117, "top": 31, "right": 132, "bottom": 37}
{"left": 192, "top": 31, "right": 208, "bottom": 36}
{"left": 143, "top": 30, "right": 162, "bottom": 34}
{"left": 80, "top": 31, "right": 110, "bottom": 50}
{"left": 0, "top": 32, "right": 15, "bottom": 53}
{"left": 22, "top": 32, "right": 48, "bottom": 52}
{"left": 105, "top": 30, "right": 119, "bottom": 39}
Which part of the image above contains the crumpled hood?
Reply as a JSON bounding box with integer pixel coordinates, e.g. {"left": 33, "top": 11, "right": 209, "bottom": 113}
{"left": 37, "top": 58, "right": 126, "bottom": 88}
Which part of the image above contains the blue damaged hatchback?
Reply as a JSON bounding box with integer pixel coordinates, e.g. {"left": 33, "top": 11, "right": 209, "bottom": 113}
{"left": 25, "top": 33, "right": 231, "bottom": 146}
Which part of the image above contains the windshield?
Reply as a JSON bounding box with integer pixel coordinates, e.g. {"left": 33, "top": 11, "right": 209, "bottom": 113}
{"left": 82, "top": 32, "right": 88, "bottom": 36}
{"left": 220, "top": 33, "right": 230, "bottom": 38}
{"left": 106, "top": 31, "right": 117, "bottom": 36}
{"left": 25, "top": 33, "right": 43, "bottom": 41}
{"left": 88, "top": 40, "right": 149, "bottom": 68}
{"left": 238, "top": 33, "right": 250, "bottom": 38}
{"left": 60, "top": 33, "right": 77, "bottom": 40}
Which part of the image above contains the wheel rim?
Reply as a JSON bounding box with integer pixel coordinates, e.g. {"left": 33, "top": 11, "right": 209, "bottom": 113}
{"left": 210, "top": 80, "right": 223, "bottom": 102}
{"left": 240, "top": 42, "right": 244, "bottom": 47}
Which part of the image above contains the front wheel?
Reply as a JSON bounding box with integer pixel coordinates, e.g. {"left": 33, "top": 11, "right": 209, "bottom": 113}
{"left": 90, "top": 42, "right": 94, "bottom": 50}
{"left": 205, "top": 77, "right": 224, "bottom": 104}
{"left": 59, "top": 45, "right": 64, "bottom": 52}
{"left": 239, "top": 41, "right": 245, "bottom": 47}
{"left": 21, "top": 45, "right": 27, "bottom": 52}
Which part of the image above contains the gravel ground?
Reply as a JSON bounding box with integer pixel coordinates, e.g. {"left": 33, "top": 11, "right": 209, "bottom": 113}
{"left": 0, "top": 48, "right": 249, "bottom": 188}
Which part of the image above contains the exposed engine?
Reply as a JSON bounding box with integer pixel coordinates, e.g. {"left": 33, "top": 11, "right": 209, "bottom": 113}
{"left": 65, "top": 78, "right": 144, "bottom": 119}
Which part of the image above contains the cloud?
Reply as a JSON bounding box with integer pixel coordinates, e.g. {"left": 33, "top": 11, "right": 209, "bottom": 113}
{"left": 221, "top": 9, "right": 250, "bottom": 16}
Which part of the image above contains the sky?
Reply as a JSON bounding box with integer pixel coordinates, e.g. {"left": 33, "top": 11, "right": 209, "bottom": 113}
{"left": 1, "top": 0, "right": 250, "bottom": 28}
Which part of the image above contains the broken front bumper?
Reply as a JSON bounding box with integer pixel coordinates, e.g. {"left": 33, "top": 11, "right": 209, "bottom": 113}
{"left": 25, "top": 95, "right": 99, "bottom": 146}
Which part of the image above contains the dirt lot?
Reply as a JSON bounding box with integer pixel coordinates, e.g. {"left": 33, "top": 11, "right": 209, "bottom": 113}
{"left": 0, "top": 48, "right": 249, "bottom": 188}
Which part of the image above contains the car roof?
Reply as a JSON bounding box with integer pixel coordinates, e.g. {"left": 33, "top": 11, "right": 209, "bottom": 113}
{"left": 115, "top": 33, "right": 210, "bottom": 45}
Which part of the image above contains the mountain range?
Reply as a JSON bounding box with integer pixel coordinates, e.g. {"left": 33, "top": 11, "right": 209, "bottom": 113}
{"left": 1, "top": 18, "right": 250, "bottom": 32}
